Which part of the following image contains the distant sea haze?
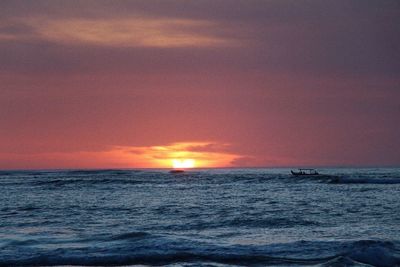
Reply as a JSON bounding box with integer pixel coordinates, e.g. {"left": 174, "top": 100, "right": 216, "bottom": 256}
{"left": 0, "top": 168, "right": 399, "bottom": 266}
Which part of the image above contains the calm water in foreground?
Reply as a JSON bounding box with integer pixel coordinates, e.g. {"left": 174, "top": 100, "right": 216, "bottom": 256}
{"left": 0, "top": 168, "right": 399, "bottom": 266}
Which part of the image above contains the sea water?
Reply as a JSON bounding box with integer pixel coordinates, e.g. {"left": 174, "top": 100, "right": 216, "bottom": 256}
{"left": 0, "top": 168, "right": 399, "bottom": 266}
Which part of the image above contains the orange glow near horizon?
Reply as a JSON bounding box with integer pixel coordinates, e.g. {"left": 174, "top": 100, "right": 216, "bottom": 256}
{"left": 171, "top": 159, "right": 196, "bottom": 169}
{"left": 133, "top": 142, "right": 239, "bottom": 168}
{"left": 0, "top": 142, "right": 240, "bottom": 169}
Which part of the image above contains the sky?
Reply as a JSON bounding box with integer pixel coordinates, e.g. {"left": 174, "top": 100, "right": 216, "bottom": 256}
{"left": 0, "top": 0, "right": 399, "bottom": 169}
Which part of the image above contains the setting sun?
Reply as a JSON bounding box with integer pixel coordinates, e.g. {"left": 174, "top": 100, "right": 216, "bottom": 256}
{"left": 171, "top": 159, "right": 196, "bottom": 169}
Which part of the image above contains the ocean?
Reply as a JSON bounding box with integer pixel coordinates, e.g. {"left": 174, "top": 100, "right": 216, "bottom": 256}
{"left": 0, "top": 168, "right": 399, "bottom": 266}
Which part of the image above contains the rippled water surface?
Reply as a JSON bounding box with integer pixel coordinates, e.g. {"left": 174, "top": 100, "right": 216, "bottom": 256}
{"left": 0, "top": 168, "right": 399, "bottom": 266}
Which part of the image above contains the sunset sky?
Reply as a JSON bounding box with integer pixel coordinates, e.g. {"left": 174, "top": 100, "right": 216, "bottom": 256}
{"left": 1, "top": 0, "right": 399, "bottom": 169}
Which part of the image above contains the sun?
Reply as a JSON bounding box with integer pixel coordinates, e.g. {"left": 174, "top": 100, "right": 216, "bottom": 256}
{"left": 171, "top": 159, "right": 196, "bottom": 169}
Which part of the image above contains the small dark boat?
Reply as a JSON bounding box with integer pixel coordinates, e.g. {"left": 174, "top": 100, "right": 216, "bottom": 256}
{"left": 291, "top": 169, "right": 340, "bottom": 181}
{"left": 291, "top": 168, "right": 319, "bottom": 176}
{"left": 170, "top": 169, "right": 185, "bottom": 174}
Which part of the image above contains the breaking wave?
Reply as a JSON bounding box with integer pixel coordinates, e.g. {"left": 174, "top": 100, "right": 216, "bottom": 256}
{"left": 1, "top": 239, "right": 399, "bottom": 266}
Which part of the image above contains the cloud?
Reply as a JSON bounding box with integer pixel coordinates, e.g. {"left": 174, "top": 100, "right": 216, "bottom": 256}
{"left": 0, "top": 20, "right": 35, "bottom": 41}
{"left": 1, "top": 1, "right": 399, "bottom": 76}
{"left": 1, "top": 17, "right": 237, "bottom": 48}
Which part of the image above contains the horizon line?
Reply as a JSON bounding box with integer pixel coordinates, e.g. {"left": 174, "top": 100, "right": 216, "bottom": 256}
{"left": 1, "top": 165, "right": 399, "bottom": 172}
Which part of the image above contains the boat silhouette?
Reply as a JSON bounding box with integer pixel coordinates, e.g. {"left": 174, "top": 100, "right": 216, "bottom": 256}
{"left": 291, "top": 168, "right": 319, "bottom": 176}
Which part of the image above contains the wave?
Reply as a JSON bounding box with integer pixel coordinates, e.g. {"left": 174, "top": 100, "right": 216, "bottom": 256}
{"left": 31, "top": 178, "right": 145, "bottom": 187}
{"left": 110, "top": 231, "right": 152, "bottom": 241}
{"left": 64, "top": 169, "right": 140, "bottom": 175}
{"left": 226, "top": 216, "right": 319, "bottom": 228}
{"left": 0, "top": 253, "right": 341, "bottom": 266}
{"left": 343, "top": 240, "right": 400, "bottom": 267}
{"left": 1, "top": 239, "right": 398, "bottom": 266}
{"left": 329, "top": 177, "right": 400, "bottom": 184}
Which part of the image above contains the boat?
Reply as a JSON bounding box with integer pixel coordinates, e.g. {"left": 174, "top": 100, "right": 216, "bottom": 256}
{"left": 290, "top": 169, "right": 340, "bottom": 181}
{"left": 291, "top": 168, "right": 319, "bottom": 176}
